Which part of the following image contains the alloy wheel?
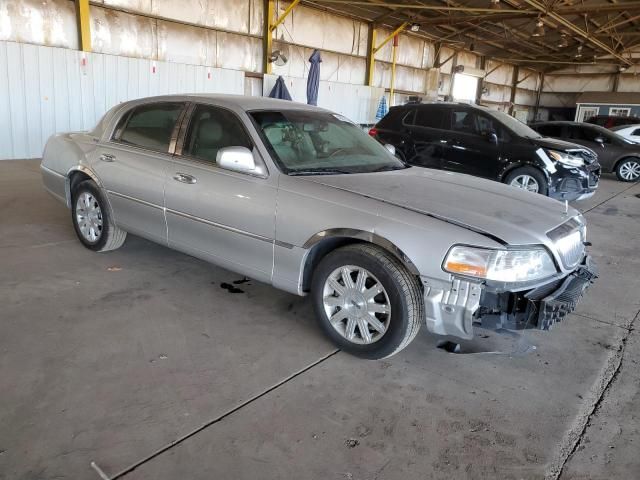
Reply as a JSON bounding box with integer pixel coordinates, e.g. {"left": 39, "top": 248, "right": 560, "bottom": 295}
{"left": 75, "top": 192, "right": 103, "bottom": 242}
{"left": 510, "top": 174, "right": 540, "bottom": 193}
{"left": 619, "top": 160, "right": 640, "bottom": 181}
{"left": 322, "top": 265, "right": 391, "bottom": 345}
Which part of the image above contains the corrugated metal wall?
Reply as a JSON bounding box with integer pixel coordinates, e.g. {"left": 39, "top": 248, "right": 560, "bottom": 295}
{"left": 263, "top": 74, "right": 385, "bottom": 124}
{"left": 0, "top": 40, "right": 245, "bottom": 159}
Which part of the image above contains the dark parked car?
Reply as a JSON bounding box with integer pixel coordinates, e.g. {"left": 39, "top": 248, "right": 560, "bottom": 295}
{"left": 586, "top": 115, "right": 640, "bottom": 129}
{"left": 531, "top": 121, "right": 640, "bottom": 182}
{"left": 370, "top": 103, "right": 600, "bottom": 201}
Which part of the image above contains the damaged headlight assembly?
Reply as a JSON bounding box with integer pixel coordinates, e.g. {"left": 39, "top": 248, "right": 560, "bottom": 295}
{"left": 443, "top": 245, "right": 557, "bottom": 283}
{"left": 546, "top": 149, "right": 585, "bottom": 168}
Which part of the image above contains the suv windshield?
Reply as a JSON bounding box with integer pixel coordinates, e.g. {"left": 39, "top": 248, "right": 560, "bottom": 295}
{"left": 250, "top": 110, "right": 407, "bottom": 175}
{"left": 486, "top": 109, "right": 542, "bottom": 139}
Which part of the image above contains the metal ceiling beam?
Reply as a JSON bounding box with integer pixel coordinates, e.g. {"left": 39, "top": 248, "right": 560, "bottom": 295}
{"left": 521, "top": 0, "right": 634, "bottom": 65}
{"left": 314, "top": 1, "right": 534, "bottom": 13}
{"left": 314, "top": 0, "right": 640, "bottom": 15}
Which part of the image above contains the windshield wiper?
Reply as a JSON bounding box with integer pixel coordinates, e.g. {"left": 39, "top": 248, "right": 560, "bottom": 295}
{"left": 371, "top": 165, "right": 408, "bottom": 172}
{"left": 288, "top": 168, "right": 353, "bottom": 176}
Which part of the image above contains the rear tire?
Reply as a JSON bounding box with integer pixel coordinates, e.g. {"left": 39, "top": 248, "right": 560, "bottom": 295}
{"left": 504, "top": 166, "right": 548, "bottom": 195}
{"left": 311, "top": 244, "right": 423, "bottom": 359}
{"left": 71, "top": 180, "right": 126, "bottom": 252}
{"left": 615, "top": 158, "right": 640, "bottom": 182}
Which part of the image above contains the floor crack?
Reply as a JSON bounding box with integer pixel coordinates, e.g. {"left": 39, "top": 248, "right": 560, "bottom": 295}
{"left": 545, "top": 309, "right": 639, "bottom": 480}
{"left": 99, "top": 349, "right": 340, "bottom": 480}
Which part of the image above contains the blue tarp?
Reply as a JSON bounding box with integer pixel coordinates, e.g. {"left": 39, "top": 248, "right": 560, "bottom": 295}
{"left": 268, "top": 76, "right": 292, "bottom": 101}
{"left": 375, "top": 96, "right": 389, "bottom": 121}
{"left": 306, "top": 50, "right": 321, "bottom": 106}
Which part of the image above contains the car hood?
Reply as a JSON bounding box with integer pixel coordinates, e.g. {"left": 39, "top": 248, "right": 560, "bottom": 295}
{"left": 532, "top": 136, "right": 592, "bottom": 152}
{"left": 301, "top": 167, "right": 580, "bottom": 246}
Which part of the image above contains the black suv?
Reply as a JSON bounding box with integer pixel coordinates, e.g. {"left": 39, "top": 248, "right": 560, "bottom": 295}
{"left": 370, "top": 103, "right": 601, "bottom": 201}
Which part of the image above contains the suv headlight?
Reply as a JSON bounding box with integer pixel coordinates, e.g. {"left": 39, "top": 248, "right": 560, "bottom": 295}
{"left": 443, "top": 245, "right": 557, "bottom": 283}
{"left": 547, "top": 149, "right": 584, "bottom": 167}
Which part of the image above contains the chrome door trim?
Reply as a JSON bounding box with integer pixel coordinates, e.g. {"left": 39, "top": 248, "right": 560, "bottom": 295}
{"left": 41, "top": 165, "right": 66, "bottom": 178}
{"left": 107, "top": 190, "right": 164, "bottom": 211}
{"left": 165, "top": 207, "right": 293, "bottom": 249}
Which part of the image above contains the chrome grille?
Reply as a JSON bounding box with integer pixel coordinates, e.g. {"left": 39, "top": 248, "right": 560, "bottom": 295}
{"left": 548, "top": 219, "right": 585, "bottom": 269}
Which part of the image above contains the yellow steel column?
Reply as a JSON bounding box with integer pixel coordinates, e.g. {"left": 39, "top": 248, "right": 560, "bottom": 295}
{"left": 389, "top": 35, "right": 398, "bottom": 106}
{"left": 365, "top": 26, "right": 377, "bottom": 86}
{"left": 263, "top": 0, "right": 275, "bottom": 74}
{"left": 76, "top": 0, "right": 91, "bottom": 52}
{"left": 263, "top": 0, "right": 300, "bottom": 75}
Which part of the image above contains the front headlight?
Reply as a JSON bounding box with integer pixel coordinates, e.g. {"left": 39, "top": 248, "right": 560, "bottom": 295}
{"left": 547, "top": 149, "right": 584, "bottom": 167}
{"left": 443, "top": 245, "right": 557, "bottom": 283}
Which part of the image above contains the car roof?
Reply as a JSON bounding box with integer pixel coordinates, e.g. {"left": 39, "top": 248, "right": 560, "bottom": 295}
{"left": 393, "top": 101, "right": 490, "bottom": 109}
{"left": 117, "top": 94, "right": 329, "bottom": 113}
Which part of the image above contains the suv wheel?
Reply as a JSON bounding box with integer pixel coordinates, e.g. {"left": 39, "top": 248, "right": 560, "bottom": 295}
{"left": 72, "top": 180, "right": 127, "bottom": 252}
{"left": 504, "top": 167, "right": 548, "bottom": 195}
{"left": 311, "top": 244, "right": 423, "bottom": 359}
{"left": 615, "top": 158, "right": 640, "bottom": 182}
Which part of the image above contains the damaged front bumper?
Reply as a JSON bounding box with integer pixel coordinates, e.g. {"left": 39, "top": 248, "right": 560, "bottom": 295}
{"left": 422, "top": 256, "right": 597, "bottom": 339}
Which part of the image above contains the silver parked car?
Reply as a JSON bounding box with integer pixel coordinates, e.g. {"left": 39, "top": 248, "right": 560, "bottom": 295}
{"left": 41, "top": 95, "right": 596, "bottom": 359}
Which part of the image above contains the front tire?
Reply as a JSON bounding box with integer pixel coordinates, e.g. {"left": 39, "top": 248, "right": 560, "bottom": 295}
{"left": 615, "top": 158, "right": 640, "bottom": 182}
{"left": 71, "top": 180, "right": 127, "bottom": 252}
{"left": 311, "top": 244, "right": 423, "bottom": 359}
{"left": 504, "top": 167, "right": 548, "bottom": 195}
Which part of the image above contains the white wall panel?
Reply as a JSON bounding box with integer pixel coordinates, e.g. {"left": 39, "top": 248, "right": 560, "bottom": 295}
{"left": 617, "top": 75, "right": 640, "bottom": 93}
{"left": 275, "top": 2, "right": 365, "bottom": 56}
{"left": 544, "top": 74, "right": 613, "bottom": 93}
{"left": 0, "top": 0, "right": 78, "bottom": 49}
{"left": 263, "top": 74, "right": 384, "bottom": 124}
{"left": 0, "top": 41, "right": 244, "bottom": 159}
{"left": 485, "top": 60, "right": 513, "bottom": 86}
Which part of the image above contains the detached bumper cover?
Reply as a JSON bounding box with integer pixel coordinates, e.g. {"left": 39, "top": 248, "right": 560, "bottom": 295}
{"left": 525, "top": 256, "right": 597, "bottom": 330}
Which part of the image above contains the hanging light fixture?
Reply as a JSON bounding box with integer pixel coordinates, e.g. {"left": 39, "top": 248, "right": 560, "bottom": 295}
{"left": 575, "top": 45, "right": 583, "bottom": 58}
{"left": 532, "top": 18, "right": 545, "bottom": 37}
{"left": 558, "top": 34, "right": 568, "bottom": 48}
{"left": 410, "top": 23, "right": 420, "bottom": 32}
{"left": 490, "top": 0, "right": 501, "bottom": 9}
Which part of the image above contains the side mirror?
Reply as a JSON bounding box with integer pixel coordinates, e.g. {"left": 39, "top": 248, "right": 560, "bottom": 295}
{"left": 384, "top": 144, "right": 396, "bottom": 156}
{"left": 487, "top": 132, "right": 498, "bottom": 144}
{"left": 594, "top": 136, "right": 605, "bottom": 144}
{"left": 216, "top": 146, "right": 256, "bottom": 173}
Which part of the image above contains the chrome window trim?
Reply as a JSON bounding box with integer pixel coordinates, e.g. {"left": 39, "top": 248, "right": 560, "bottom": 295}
{"left": 173, "top": 103, "right": 269, "bottom": 179}
{"left": 108, "top": 101, "right": 189, "bottom": 156}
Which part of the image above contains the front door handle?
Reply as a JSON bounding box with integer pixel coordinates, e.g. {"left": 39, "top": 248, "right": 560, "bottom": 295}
{"left": 173, "top": 172, "right": 197, "bottom": 184}
{"left": 99, "top": 153, "right": 116, "bottom": 162}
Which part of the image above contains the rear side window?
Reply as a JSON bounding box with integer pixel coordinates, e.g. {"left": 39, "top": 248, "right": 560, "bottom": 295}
{"left": 183, "top": 105, "right": 252, "bottom": 163}
{"left": 536, "top": 124, "right": 562, "bottom": 137}
{"left": 632, "top": 129, "right": 640, "bottom": 136}
{"left": 414, "top": 107, "right": 445, "bottom": 129}
{"left": 117, "top": 103, "right": 184, "bottom": 152}
{"left": 569, "top": 126, "right": 610, "bottom": 143}
{"left": 376, "top": 107, "right": 406, "bottom": 129}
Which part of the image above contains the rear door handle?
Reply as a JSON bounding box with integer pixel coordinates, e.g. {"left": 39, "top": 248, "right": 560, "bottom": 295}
{"left": 173, "top": 172, "right": 197, "bottom": 184}
{"left": 99, "top": 153, "right": 116, "bottom": 162}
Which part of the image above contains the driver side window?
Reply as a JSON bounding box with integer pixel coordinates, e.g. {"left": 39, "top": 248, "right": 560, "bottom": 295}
{"left": 183, "top": 105, "right": 253, "bottom": 163}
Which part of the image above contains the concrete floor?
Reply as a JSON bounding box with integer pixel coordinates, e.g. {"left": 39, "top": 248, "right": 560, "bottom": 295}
{"left": 0, "top": 159, "right": 638, "bottom": 480}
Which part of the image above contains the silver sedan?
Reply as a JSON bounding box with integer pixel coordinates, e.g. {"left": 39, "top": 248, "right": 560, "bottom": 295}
{"left": 41, "top": 95, "right": 596, "bottom": 359}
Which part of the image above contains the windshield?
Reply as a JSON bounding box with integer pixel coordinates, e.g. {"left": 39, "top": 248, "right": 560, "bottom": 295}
{"left": 250, "top": 110, "right": 407, "bottom": 175}
{"left": 486, "top": 109, "right": 542, "bottom": 139}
